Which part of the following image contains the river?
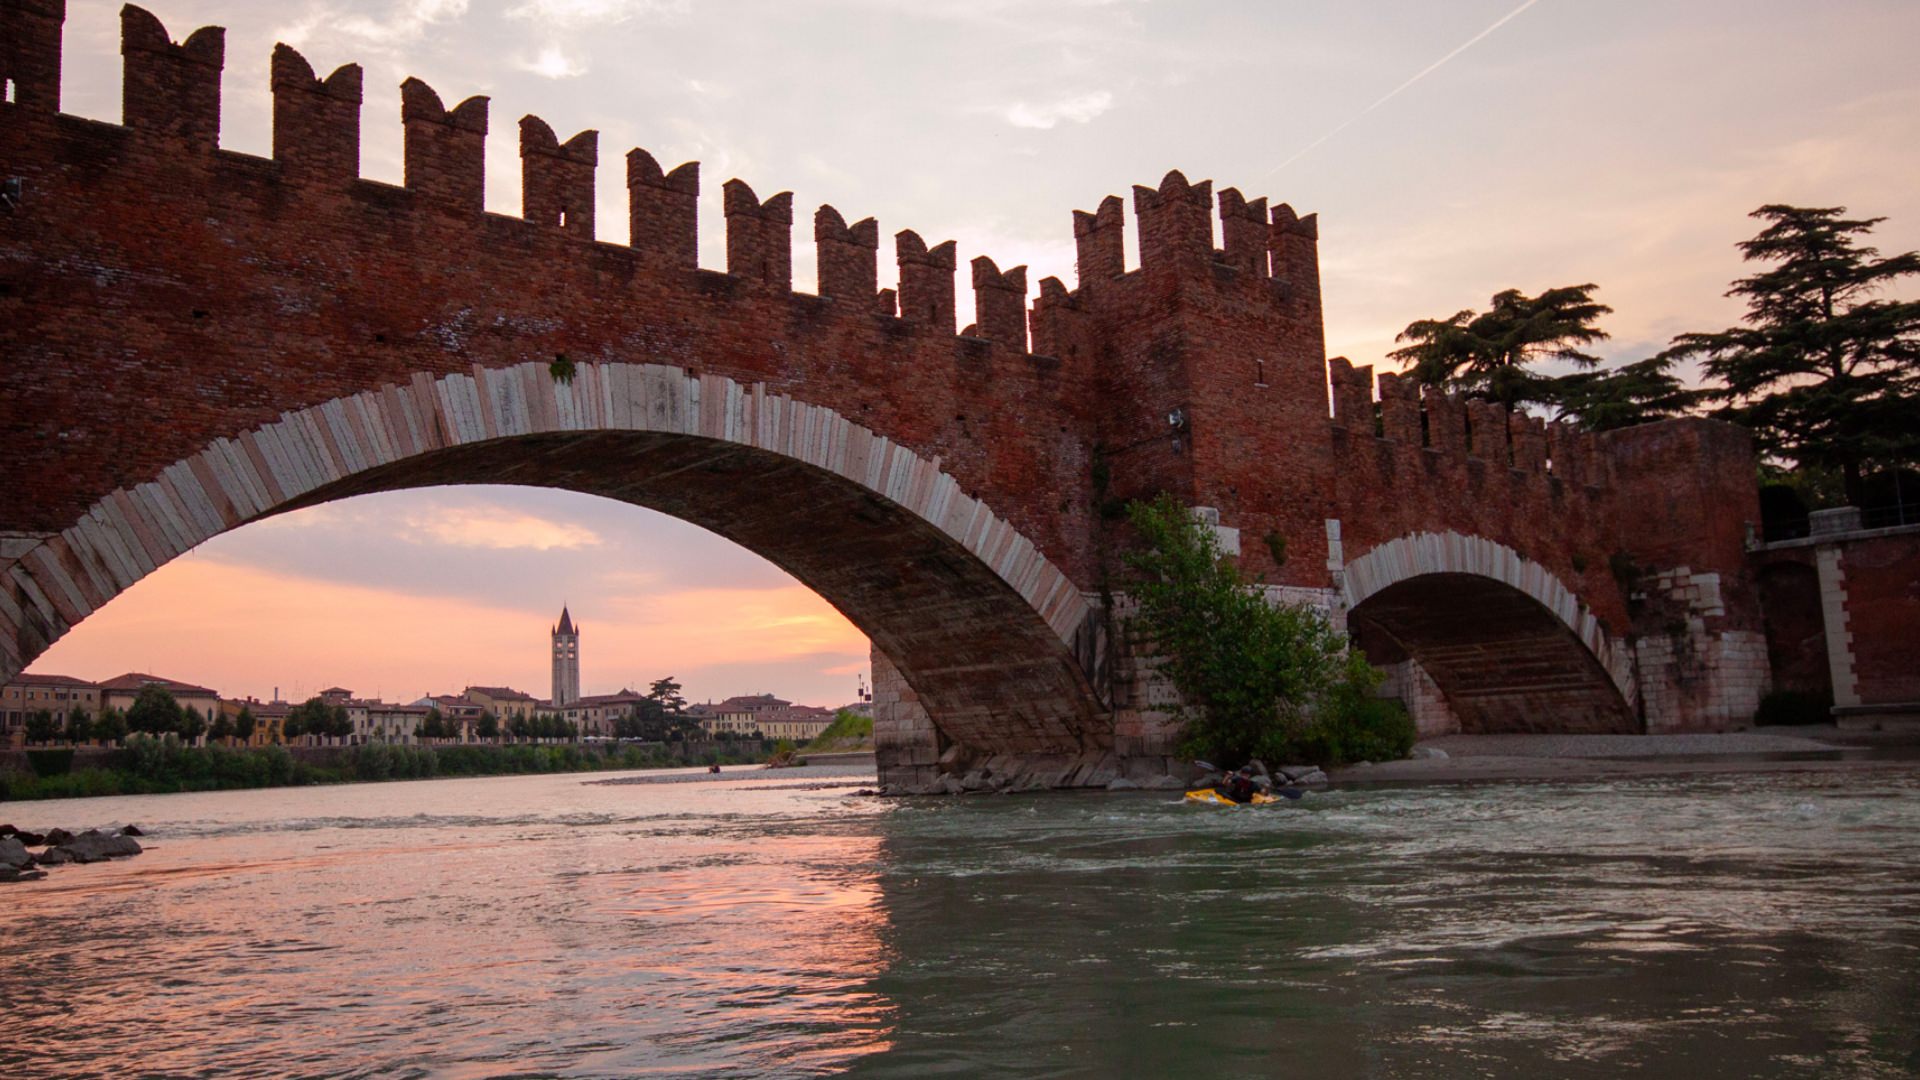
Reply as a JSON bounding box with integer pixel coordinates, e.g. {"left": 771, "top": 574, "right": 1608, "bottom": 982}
{"left": 2, "top": 764, "right": 1917, "bottom": 1078}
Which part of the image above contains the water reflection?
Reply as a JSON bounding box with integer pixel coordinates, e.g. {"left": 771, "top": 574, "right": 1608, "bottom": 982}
{"left": 1, "top": 767, "right": 1917, "bottom": 1077}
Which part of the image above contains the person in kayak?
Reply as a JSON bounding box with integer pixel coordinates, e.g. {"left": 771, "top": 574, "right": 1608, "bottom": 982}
{"left": 1217, "top": 766, "right": 1259, "bottom": 804}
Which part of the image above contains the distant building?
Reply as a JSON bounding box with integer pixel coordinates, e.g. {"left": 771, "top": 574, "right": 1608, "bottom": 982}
{"left": 98, "top": 672, "right": 221, "bottom": 722}
{"left": 700, "top": 694, "right": 836, "bottom": 741}
{"left": 347, "top": 699, "right": 431, "bottom": 744}
{"left": 758, "top": 704, "right": 836, "bottom": 741}
{"left": 1, "top": 673, "right": 100, "bottom": 745}
{"left": 221, "top": 696, "right": 290, "bottom": 746}
{"left": 561, "top": 689, "right": 648, "bottom": 737}
{"left": 422, "top": 694, "right": 484, "bottom": 738}
{"left": 463, "top": 685, "right": 538, "bottom": 722}
{"left": 551, "top": 605, "right": 580, "bottom": 707}
{"left": 703, "top": 694, "right": 788, "bottom": 736}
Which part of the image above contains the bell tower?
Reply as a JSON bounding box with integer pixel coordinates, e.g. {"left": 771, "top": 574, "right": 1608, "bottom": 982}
{"left": 551, "top": 605, "right": 580, "bottom": 707}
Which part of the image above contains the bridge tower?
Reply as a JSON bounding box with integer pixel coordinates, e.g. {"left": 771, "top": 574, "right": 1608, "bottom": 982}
{"left": 1059, "top": 172, "right": 1337, "bottom": 593}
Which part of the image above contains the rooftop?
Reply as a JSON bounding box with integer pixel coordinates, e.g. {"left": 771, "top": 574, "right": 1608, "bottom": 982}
{"left": 4, "top": 672, "right": 97, "bottom": 688}
{"left": 98, "top": 671, "right": 219, "bottom": 696}
{"left": 465, "top": 685, "right": 537, "bottom": 701}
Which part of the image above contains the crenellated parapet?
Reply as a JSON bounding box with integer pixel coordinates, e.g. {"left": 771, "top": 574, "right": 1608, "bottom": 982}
{"left": 121, "top": 4, "right": 223, "bottom": 148}
{"left": 895, "top": 230, "right": 958, "bottom": 333}
{"left": 1132, "top": 169, "right": 1213, "bottom": 272}
{"left": 2, "top": 0, "right": 68, "bottom": 112}
{"left": 1216, "top": 187, "right": 1268, "bottom": 276}
{"left": 1328, "top": 357, "right": 1375, "bottom": 433}
{"left": 723, "top": 179, "right": 793, "bottom": 291}
{"left": 519, "top": 115, "right": 597, "bottom": 236}
{"left": 1057, "top": 170, "right": 1323, "bottom": 315}
{"left": 271, "top": 45, "right": 361, "bottom": 183}
{"left": 1324, "top": 356, "right": 1611, "bottom": 494}
{"left": 626, "top": 149, "right": 699, "bottom": 269}
{"left": 7, "top": 3, "right": 1348, "bottom": 379}
{"left": 1029, "top": 276, "right": 1091, "bottom": 361}
{"left": 401, "top": 76, "right": 488, "bottom": 210}
{"left": 814, "top": 204, "right": 879, "bottom": 304}
{"left": 1072, "top": 195, "right": 1126, "bottom": 288}
{"left": 1376, "top": 371, "right": 1421, "bottom": 444}
{"left": 969, "top": 257, "right": 1028, "bottom": 349}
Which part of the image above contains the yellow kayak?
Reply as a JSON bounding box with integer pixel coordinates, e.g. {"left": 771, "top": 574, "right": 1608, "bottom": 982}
{"left": 1184, "top": 788, "right": 1284, "bottom": 807}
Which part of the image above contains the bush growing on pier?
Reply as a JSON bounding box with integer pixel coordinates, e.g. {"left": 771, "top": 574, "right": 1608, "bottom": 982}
{"left": 1123, "top": 494, "right": 1415, "bottom": 768}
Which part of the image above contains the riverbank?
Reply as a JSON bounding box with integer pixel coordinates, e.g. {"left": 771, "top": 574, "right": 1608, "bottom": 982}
{"left": 1327, "top": 726, "right": 1920, "bottom": 786}
{"left": 0, "top": 739, "right": 785, "bottom": 802}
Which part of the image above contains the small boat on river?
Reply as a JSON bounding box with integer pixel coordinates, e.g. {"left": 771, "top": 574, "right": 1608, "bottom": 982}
{"left": 1182, "top": 788, "right": 1300, "bottom": 807}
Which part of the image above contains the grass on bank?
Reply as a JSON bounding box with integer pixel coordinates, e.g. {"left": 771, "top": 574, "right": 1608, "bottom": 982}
{"left": 802, "top": 709, "right": 875, "bottom": 754}
{"left": 0, "top": 738, "right": 775, "bottom": 802}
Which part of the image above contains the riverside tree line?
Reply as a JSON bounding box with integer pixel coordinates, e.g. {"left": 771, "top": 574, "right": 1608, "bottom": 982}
{"left": 14, "top": 676, "right": 716, "bottom": 749}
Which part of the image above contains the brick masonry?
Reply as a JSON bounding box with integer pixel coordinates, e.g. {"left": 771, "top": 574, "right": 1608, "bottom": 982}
{"left": 0, "top": 3, "right": 1819, "bottom": 789}
{"left": 1753, "top": 520, "right": 1920, "bottom": 719}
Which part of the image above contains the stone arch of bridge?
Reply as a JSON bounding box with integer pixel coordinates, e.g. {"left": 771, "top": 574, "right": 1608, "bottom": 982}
{"left": 0, "top": 362, "right": 1109, "bottom": 758}
{"left": 1341, "top": 532, "right": 1640, "bottom": 734}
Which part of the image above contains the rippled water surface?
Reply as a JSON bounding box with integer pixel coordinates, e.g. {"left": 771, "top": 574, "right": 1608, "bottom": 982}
{"left": 3, "top": 765, "right": 1918, "bottom": 1078}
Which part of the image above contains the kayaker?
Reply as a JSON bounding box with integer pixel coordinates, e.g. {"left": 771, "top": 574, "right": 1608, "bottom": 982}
{"left": 1217, "top": 766, "right": 1259, "bottom": 804}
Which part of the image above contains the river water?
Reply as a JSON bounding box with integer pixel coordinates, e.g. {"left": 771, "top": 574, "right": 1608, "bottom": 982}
{"left": 3, "top": 764, "right": 1917, "bottom": 1078}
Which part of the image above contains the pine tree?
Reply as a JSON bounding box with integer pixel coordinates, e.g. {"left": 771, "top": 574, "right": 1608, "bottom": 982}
{"left": 647, "top": 676, "right": 688, "bottom": 715}
{"left": 1666, "top": 205, "right": 1920, "bottom": 505}
{"left": 1544, "top": 355, "right": 1704, "bottom": 431}
{"left": 1391, "top": 284, "right": 1613, "bottom": 409}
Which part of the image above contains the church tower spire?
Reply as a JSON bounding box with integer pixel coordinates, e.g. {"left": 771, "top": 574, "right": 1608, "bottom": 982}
{"left": 551, "top": 605, "right": 580, "bottom": 707}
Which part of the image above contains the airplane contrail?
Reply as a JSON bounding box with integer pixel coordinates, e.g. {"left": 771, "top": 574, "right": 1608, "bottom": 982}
{"left": 1267, "top": 0, "right": 1545, "bottom": 177}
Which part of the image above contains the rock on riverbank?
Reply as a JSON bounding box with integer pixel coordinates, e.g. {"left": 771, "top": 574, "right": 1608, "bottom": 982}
{"left": 0, "top": 824, "right": 146, "bottom": 881}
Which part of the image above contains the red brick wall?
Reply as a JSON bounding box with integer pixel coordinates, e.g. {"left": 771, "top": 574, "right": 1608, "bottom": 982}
{"left": 1839, "top": 533, "right": 1920, "bottom": 706}
{"left": 0, "top": 11, "right": 1100, "bottom": 589}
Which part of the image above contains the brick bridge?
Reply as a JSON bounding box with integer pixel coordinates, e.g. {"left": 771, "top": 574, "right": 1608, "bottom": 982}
{"left": 1, "top": 4, "right": 1778, "bottom": 790}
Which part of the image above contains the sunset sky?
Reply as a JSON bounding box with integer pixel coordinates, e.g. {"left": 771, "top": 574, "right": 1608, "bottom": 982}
{"left": 26, "top": 0, "right": 1920, "bottom": 707}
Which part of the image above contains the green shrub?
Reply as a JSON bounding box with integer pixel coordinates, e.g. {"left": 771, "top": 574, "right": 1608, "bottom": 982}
{"left": 1124, "top": 495, "right": 1351, "bottom": 767}
{"left": 1754, "top": 689, "right": 1831, "bottom": 726}
{"left": 0, "top": 737, "right": 761, "bottom": 803}
{"left": 262, "top": 744, "right": 295, "bottom": 785}
{"left": 804, "top": 710, "right": 874, "bottom": 751}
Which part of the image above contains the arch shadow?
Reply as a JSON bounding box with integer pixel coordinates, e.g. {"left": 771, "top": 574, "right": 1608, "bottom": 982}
{"left": 1343, "top": 533, "right": 1638, "bottom": 735}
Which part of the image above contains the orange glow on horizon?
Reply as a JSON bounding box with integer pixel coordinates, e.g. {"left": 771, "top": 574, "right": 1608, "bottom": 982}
{"left": 27, "top": 557, "right": 869, "bottom": 707}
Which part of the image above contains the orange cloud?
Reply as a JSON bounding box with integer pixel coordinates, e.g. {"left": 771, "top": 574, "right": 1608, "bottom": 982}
{"left": 408, "top": 506, "right": 603, "bottom": 551}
